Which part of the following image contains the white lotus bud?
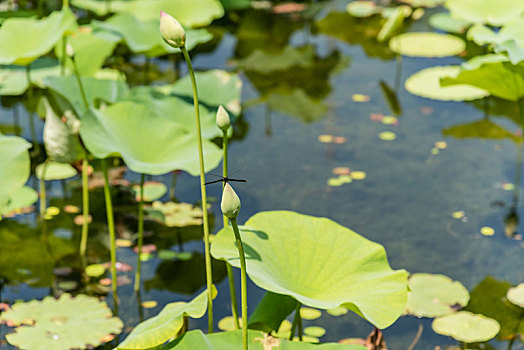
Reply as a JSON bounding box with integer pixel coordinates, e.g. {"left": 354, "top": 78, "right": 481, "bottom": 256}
{"left": 160, "top": 11, "right": 186, "bottom": 48}
{"left": 221, "top": 183, "right": 241, "bottom": 219}
{"left": 216, "top": 105, "right": 230, "bottom": 132}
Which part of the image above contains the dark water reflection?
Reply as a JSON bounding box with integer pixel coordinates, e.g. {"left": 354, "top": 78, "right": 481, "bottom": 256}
{"left": 1, "top": 2, "right": 524, "bottom": 349}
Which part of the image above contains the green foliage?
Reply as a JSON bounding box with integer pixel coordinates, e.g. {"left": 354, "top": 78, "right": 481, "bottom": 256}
{"left": 36, "top": 161, "right": 77, "bottom": 180}
{"left": 0, "top": 133, "right": 31, "bottom": 212}
{"left": 0, "top": 57, "right": 62, "bottom": 96}
{"left": 445, "top": 0, "right": 524, "bottom": 26}
{"left": 248, "top": 292, "right": 298, "bottom": 333}
{"left": 432, "top": 311, "right": 500, "bottom": 343}
{"left": 211, "top": 211, "right": 408, "bottom": 329}
{"left": 389, "top": 32, "right": 465, "bottom": 57}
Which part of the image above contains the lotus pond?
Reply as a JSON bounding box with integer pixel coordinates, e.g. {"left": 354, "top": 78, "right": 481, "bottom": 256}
{"left": 0, "top": 0, "right": 524, "bottom": 349}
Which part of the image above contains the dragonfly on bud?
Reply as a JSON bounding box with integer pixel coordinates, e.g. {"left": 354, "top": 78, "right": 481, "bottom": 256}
{"left": 205, "top": 169, "right": 247, "bottom": 186}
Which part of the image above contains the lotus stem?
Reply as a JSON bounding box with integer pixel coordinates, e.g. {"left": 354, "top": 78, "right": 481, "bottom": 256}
{"left": 39, "top": 160, "right": 49, "bottom": 217}
{"left": 79, "top": 155, "right": 90, "bottom": 256}
{"left": 134, "top": 173, "right": 145, "bottom": 292}
{"left": 290, "top": 302, "right": 303, "bottom": 341}
{"left": 230, "top": 218, "right": 248, "bottom": 350}
{"left": 26, "top": 65, "right": 41, "bottom": 156}
{"left": 72, "top": 56, "right": 89, "bottom": 111}
{"left": 102, "top": 159, "right": 119, "bottom": 305}
{"left": 180, "top": 45, "right": 214, "bottom": 332}
{"left": 62, "top": 0, "right": 69, "bottom": 10}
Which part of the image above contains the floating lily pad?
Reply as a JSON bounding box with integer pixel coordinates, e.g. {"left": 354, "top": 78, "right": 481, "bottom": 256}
{"left": 399, "top": 0, "right": 443, "bottom": 7}
{"left": 480, "top": 226, "right": 495, "bottom": 236}
{"left": 507, "top": 284, "right": 524, "bottom": 308}
{"left": 218, "top": 316, "right": 241, "bottom": 331}
{"left": 300, "top": 307, "right": 322, "bottom": 320}
{"left": 429, "top": 12, "right": 470, "bottom": 33}
{"left": 0, "top": 134, "right": 31, "bottom": 212}
{"left": 36, "top": 161, "right": 77, "bottom": 180}
{"left": 379, "top": 131, "right": 396, "bottom": 141}
{"left": 1, "top": 293, "right": 123, "bottom": 350}
{"left": 150, "top": 201, "right": 204, "bottom": 227}
{"left": 346, "top": 1, "right": 381, "bottom": 18}
{"left": 132, "top": 182, "right": 167, "bottom": 202}
{"left": 116, "top": 288, "right": 212, "bottom": 349}
{"left": 432, "top": 311, "right": 500, "bottom": 343}
{"left": 327, "top": 306, "right": 349, "bottom": 316}
{"left": 389, "top": 32, "right": 465, "bottom": 57}
{"left": 406, "top": 273, "right": 469, "bottom": 317}
{"left": 85, "top": 264, "right": 106, "bottom": 277}
{"left": 445, "top": 0, "right": 524, "bottom": 26}
{"left": 160, "top": 329, "right": 366, "bottom": 349}
{"left": 405, "top": 66, "right": 489, "bottom": 101}
{"left": 211, "top": 211, "right": 408, "bottom": 329}
{"left": 79, "top": 102, "right": 222, "bottom": 176}
{"left": 0, "top": 9, "right": 77, "bottom": 65}
{"left": 304, "top": 326, "right": 326, "bottom": 338}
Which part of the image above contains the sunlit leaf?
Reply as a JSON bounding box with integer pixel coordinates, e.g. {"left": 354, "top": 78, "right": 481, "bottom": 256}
{"left": 36, "top": 161, "right": 77, "bottom": 180}
{"left": 389, "top": 32, "right": 465, "bottom": 57}
{"left": 0, "top": 57, "right": 62, "bottom": 96}
{"left": 429, "top": 12, "right": 470, "bottom": 33}
{"left": 0, "top": 134, "right": 31, "bottom": 211}
{"left": 507, "top": 284, "right": 524, "bottom": 308}
{"left": 132, "top": 182, "right": 167, "bottom": 202}
{"left": 346, "top": 1, "right": 381, "bottom": 18}
{"left": 444, "top": 0, "right": 524, "bottom": 26}
{"left": 0, "top": 186, "right": 38, "bottom": 217}
{"left": 377, "top": 7, "right": 405, "bottom": 42}
{"left": 432, "top": 311, "right": 500, "bottom": 343}
{"left": 148, "top": 201, "right": 204, "bottom": 227}
{"left": 248, "top": 292, "right": 298, "bottom": 333}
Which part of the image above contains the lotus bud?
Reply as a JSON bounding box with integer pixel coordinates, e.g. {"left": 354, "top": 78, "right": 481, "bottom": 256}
{"left": 216, "top": 105, "right": 230, "bottom": 132}
{"left": 221, "top": 183, "right": 241, "bottom": 219}
{"left": 66, "top": 43, "right": 75, "bottom": 58}
{"left": 160, "top": 11, "right": 186, "bottom": 48}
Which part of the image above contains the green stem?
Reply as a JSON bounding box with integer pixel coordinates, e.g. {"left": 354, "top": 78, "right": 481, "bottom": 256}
{"left": 102, "top": 159, "right": 119, "bottom": 304}
{"left": 79, "top": 155, "right": 90, "bottom": 256}
{"left": 289, "top": 303, "right": 302, "bottom": 341}
{"left": 223, "top": 129, "right": 240, "bottom": 329}
{"left": 230, "top": 218, "right": 248, "bottom": 350}
{"left": 60, "top": 36, "right": 67, "bottom": 76}
{"left": 26, "top": 65, "right": 41, "bottom": 156}
{"left": 181, "top": 45, "right": 213, "bottom": 333}
{"left": 62, "top": 0, "right": 68, "bottom": 10}
{"left": 72, "top": 57, "right": 89, "bottom": 110}
{"left": 134, "top": 173, "right": 145, "bottom": 292}
{"left": 39, "top": 160, "right": 49, "bottom": 217}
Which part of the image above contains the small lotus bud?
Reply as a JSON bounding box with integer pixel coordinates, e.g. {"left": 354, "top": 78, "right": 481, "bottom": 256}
{"left": 160, "top": 11, "right": 186, "bottom": 48}
{"left": 221, "top": 183, "right": 241, "bottom": 219}
{"left": 66, "top": 43, "right": 75, "bottom": 58}
{"left": 216, "top": 105, "right": 230, "bottom": 132}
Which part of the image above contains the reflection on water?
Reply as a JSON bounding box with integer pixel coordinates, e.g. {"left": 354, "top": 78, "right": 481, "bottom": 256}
{"left": 1, "top": 2, "right": 524, "bottom": 349}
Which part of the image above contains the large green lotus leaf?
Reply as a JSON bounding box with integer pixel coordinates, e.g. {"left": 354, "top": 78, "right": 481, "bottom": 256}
{"left": 465, "top": 276, "right": 524, "bottom": 339}
{"left": 116, "top": 289, "right": 210, "bottom": 350}
{"left": 444, "top": 0, "right": 524, "bottom": 26}
{"left": 158, "top": 70, "right": 242, "bottom": 116}
{"left": 71, "top": 0, "right": 224, "bottom": 25}
{"left": 36, "top": 161, "right": 78, "bottom": 180}
{"left": 42, "top": 96, "right": 83, "bottom": 163}
{"left": 0, "top": 9, "right": 77, "bottom": 65}
{"left": 162, "top": 329, "right": 366, "bottom": 350}
{"left": 405, "top": 66, "right": 489, "bottom": 101}
{"left": 432, "top": 311, "right": 500, "bottom": 343}
{"left": 442, "top": 119, "right": 520, "bottom": 142}
{"left": 406, "top": 273, "right": 469, "bottom": 318}
{"left": 429, "top": 12, "right": 470, "bottom": 33}
{"left": 389, "top": 32, "right": 465, "bottom": 57}
{"left": 1, "top": 293, "right": 123, "bottom": 350}
{"left": 79, "top": 102, "right": 222, "bottom": 175}
{"left": 0, "top": 57, "right": 62, "bottom": 96}
{"left": 507, "top": 284, "right": 524, "bottom": 308}
{"left": 441, "top": 55, "right": 524, "bottom": 101}
{"left": 0, "top": 186, "right": 38, "bottom": 217}
{"left": 43, "top": 75, "right": 129, "bottom": 116}
{"left": 93, "top": 13, "right": 212, "bottom": 56}
{"left": 124, "top": 86, "right": 220, "bottom": 139}
{"left": 0, "top": 134, "right": 31, "bottom": 209}
{"left": 248, "top": 292, "right": 298, "bottom": 333}
{"left": 211, "top": 211, "right": 408, "bottom": 329}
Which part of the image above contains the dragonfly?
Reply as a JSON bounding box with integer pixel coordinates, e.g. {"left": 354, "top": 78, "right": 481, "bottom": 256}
{"left": 205, "top": 169, "right": 247, "bottom": 186}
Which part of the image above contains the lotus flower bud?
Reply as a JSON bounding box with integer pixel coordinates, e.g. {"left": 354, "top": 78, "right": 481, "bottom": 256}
{"left": 216, "top": 105, "right": 230, "bottom": 132}
{"left": 66, "top": 43, "right": 75, "bottom": 58}
{"left": 160, "top": 11, "right": 186, "bottom": 48}
{"left": 221, "top": 183, "right": 241, "bottom": 219}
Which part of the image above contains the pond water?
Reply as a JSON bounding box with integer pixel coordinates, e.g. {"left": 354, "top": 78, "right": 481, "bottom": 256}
{"left": 1, "top": 1, "right": 523, "bottom": 349}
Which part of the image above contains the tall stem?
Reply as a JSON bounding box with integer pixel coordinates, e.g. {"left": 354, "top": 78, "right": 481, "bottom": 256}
{"left": 102, "top": 159, "right": 119, "bottom": 305}
{"left": 79, "top": 155, "right": 90, "bottom": 256}
{"left": 134, "top": 173, "right": 145, "bottom": 292}
{"left": 72, "top": 57, "right": 89, "bottom": 111}
{"left": 223, "top": 129, "right": 240, "bottom": 329}
{"left": 26, "top": 65, "right": 41, "bottom": 156}
{"left": 230, "top": 218, "right": 248, "bottom": 350}
{"left": 181, "top": 45, "right": 213, "bottom": 332}
{"left": 39, "top": 160, "right": 49, "bottom": 217}
{"left": 289, "top": 302, "right": 303, "bottom": 341}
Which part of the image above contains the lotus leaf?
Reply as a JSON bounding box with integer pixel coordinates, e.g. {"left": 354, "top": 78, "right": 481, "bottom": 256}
{"left": 0, "top": 186, "right": 38, "bottom": 217}
{"left": 346, "top": 1, "right": 381, "bottom": 18}
{"left": 399, "top": 0, "right": 443, "bottom": 7}
{"left": 132, "top": 182, "right": 167, "bottom": 201}
{"left": 36, "top": 161, "right": 77, "bottom": 180}
{"left": 116, "top": 288, "right": 211, "bottom": 350}
{"left": 0, "top": 9, "right": 77, "bottom": 65}
{"left": 464, "top": 276, "right": 524, "bottom": 339}
{"left": 1, "top": 293, "right": 123, "bottom": 350}
{"left": 432, "top": 311, "right": 500, "bottom": 343}
{"left": 389, "top": 32, "right": 465, "bottom": 57}
{"left": 0, "top": 57, "right": 62, "bottom": 96}
{"left": 429, "top": 13, "right": 469, "bottom": 33}
{"left": 442, "top": 119, "right": 520, "bottom": 142}
{"left": 162, "top": 329, "right": 366, "bottom": 349}
{"left": 44, "top": 75, "right": 129, "bottom": 116}
{"left": 0, "top": 134, "right": 31, "bottom": 211}
{"left": 444, "top": 0, "right": 524, "bottom": 26}
{"left": 158, "top": 70, "right": 242, "bottom": 116}
{"left": 248, "top": 292, "right": 298, "bottom": 333}
{"left": 150, "top": 201, "right": 203, "bottom": 227}
{"left": 377, "top": 7, "right": 405, "bottom": 42}
{"left": 406, "top": 273, "right": 469, "bottom": 317}
{"left": 441, "top": 55, "right": 524, "bottom": 101}
{"left": 211, "top": 211, "right": 408, "bottom": 329}
{"left": 405, "top": 66, "right": 489, "bottom": 101}
{"left": 507, "top": 284, "right": 524, "bottom": 308}
{"left": 79, "top": 102, "right": 222, "bottom": 175}
{"left": 93, "top": 14, "right": 213, "bottom": 56}
{"left": 71, "top": 0, "right": 224, "bottom": 25}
